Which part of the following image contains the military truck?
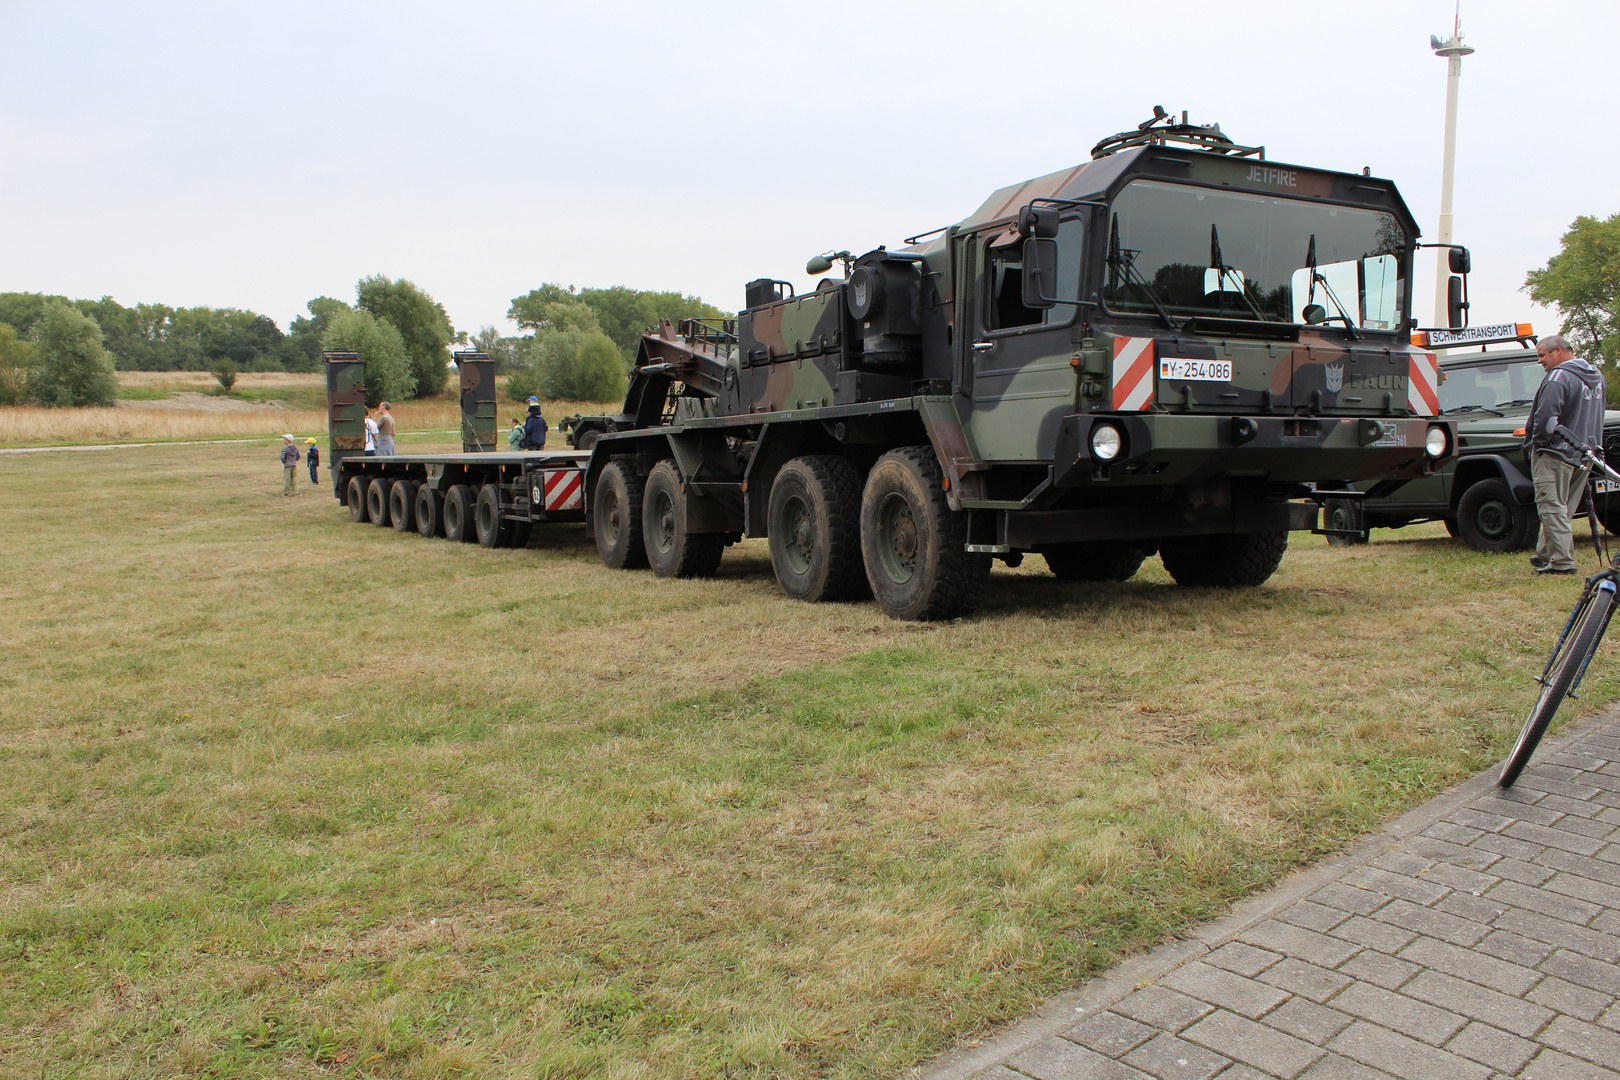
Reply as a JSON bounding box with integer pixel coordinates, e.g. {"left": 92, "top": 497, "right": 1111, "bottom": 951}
{"left": 333, "top": 112, "right": 1459, "bottom": 621}
{"left": 1323, "top": 324, "right": 1620, "bottom": 550}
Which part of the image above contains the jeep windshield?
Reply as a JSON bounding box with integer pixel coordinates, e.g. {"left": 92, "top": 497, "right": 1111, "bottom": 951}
{"left": 1102, "top": 178, "right": 1408, "bottom": 330}
{"left": 1438, "top": 357, "right": 1544, "bottom": 413}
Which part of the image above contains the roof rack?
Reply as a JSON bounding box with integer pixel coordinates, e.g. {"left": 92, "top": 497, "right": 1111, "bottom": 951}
{"left": 1091, "top": 107, "right": 1264, "bottom": 160}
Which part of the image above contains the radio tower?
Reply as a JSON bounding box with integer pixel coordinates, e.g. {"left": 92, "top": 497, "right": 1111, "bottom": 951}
{"left": 1430, "top": 5, "right": 1474, "bottom": 328}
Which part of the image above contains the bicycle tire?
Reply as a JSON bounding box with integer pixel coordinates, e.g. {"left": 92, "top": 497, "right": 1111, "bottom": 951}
{"left": 1501, "top": 585, "right": 1614, "bottom": 787}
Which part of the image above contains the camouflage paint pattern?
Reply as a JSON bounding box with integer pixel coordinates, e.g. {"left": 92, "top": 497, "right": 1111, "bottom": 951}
{"left": 735, "top": 290, "right": 845, "bottom": 413}
{"left": 454, "top": 353, "right": 498, "bottom": 452}
{"left": 324, "top": 352, "right": 366, "bottom": 500}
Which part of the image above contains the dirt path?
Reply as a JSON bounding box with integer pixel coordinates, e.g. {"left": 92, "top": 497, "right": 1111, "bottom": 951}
{"left": 116, "top": 391, "right": 293, "bottom": 412}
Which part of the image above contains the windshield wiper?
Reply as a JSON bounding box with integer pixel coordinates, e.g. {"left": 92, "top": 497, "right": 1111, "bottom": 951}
{"left": 1501, "top": 398, "right": 1536, "bottom": 408}
{"left": 1441, "top": 404, "right": 1504, "bottom": 416}
{"left": 1208, "top": 224, "right": 1270, "bottom": 322}
{"left": 1303, "top": 234, "right": 1361, "bottom": 340}
{"left": 1108, "top": 213, "right": 1180, "bottom": 330}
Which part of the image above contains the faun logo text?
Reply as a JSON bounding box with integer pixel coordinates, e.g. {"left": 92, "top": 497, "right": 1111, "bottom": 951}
{"left": 1245, "top": 166, "right": 1298, "bottom": 188}
{"left": 1349, "top": 373, "right": 1408, "bottom": 390}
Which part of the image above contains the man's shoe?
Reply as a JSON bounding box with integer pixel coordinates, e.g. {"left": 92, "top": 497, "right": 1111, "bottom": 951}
{"left": 1535, "top": 566, "right": 1578, "bottom": 576}
{"left": 1529, "top": 555, "right": 1549, "bottom": 568}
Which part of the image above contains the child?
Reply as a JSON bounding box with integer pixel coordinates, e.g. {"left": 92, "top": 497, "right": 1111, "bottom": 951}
{"left": 280, "top": 435, "right": 300, "bottom": 496}
{"left": 508, "top": 418, "right": 524, "bottom": 450}
{"left": 305, "top": 438, "right": 320, "bottom": 484}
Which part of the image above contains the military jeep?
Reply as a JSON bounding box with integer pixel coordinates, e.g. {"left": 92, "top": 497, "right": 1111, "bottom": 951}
{"left": 1326, "top": 332, "right": 1620, "bottom": 550}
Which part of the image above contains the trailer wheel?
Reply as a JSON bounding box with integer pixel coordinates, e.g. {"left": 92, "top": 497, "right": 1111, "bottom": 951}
{"left": 578, "top": 429, "right": 601, "bottom": 451}
{"left": 367, "top": 478, "right": 391, "bottom": 528}
{"left": 389, "top": 480, "right": 418, "bottom": 534}
{"left": 768, "top": 455, "right": 867, "bottom": 600}
{"left": 1159, "top": 531, "right": 1288, "bottom": 587}
{"left": 443, "top": 484, "right": 477, "bottom": 543}
{"left": 1040, "top": 542, "right": 1146, "bottom": 582}
{"left": 593, "top": 460, "right": 648, "bottom": 569}
{"left": 347, "top": 476, "right": 369, "bottom": 522}
{"left": 476, "top": 484, "right": 514, "bottom": 548}
{"left": 642, "top": 460, "right": 723, "bottom": 579}
{"left": 1322, "top": 498, "right": 1367, "bottom": 547}
{"left": 414, "top": 485, "right": 444, "bottom": 538}
{"left": 859, "top": 446, "right": 990, "bottom": 621}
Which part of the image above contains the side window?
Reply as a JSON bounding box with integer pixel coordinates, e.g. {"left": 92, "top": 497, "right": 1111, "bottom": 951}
{"left": 985, "top": 218, "right": 1084, "bottom": 331}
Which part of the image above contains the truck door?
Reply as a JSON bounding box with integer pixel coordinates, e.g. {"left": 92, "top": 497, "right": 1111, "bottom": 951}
{"left": 965, "top": 217, "right": 1086, "bottom": 461}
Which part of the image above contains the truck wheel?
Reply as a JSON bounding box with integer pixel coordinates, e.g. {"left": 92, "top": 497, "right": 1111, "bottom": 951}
{"left": 1456, "top": 478, "right": 1536, "bottom": 553}
{"left": 1160, "top": 531, "right": 1288, "bottom": 587}
{"left": 1040, "top": 542, "right": 1146, "bottom": 582}
{"left": 860, "top": 446, "right": 990, "bottom": 621}
{"left": 476, "top": 484, "right": 514, "bottom": 548}
{"left": 642, "top": 460, "right": 723, "bottom": 578}
{"left": 347, "top": 476, "right": 369, "bottom": 522}
{"left": 1323, "top": 499, "right": 1367, "bottom": 547}
{"left": 414, "top": 485, "right": 444, "bottom": 538}
{"left": 593, "top": 460, "right": 648, "bottom": 569}
{"left": 443, "top": 484, "right": 477, "bottom": 543}
{"left": 578, "top": 429, "right": 601, "bottom": 451}
{"left": 389, "top": 480, "right": 418, "bottom": 534}
{"left": 768, "top": 455, "right": 868, "bottom": 601}
{"left": 367, "top": 478, "right": 391, "bottom": 528}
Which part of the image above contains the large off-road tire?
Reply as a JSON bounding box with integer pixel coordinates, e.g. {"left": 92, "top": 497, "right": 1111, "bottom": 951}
{"left": 1502, "top": 585, "right": 1614, "bottom": 787}
{"left": 414, "top": 485, "right": 444, "bottom": 538}
{"left": 367, "top": 478, "right": 391, "bottom": 528}
{"left": 859, "top": 446, "right": 990, "bottom": 621}
{"left": 347, "top": 476, "right": 369, "bottom": 522}
{"left": 578, "top": 429, "right": 601, "bottom": 451}
{"left": 1323, "top": 498, "right": 1367, "bottom": 547}
{"left": 641, "top": 460, "right": 724, "bottom": 579}
{"left": 1040, "top": 541, "right": 1147, "bottom": 582}
{"left": 1456, "top": 478, "right": 1536, "bottom": 553}
{"left": 389, "top": 480, "right": 418, "bottom": 534}
{"left": 443, "top": 484, "right": 477, "bottom": 543}
{"left": 1160, "top": 531, "right": 1288, "bottom": 588}
{"left": 593, "top": 460, "right": 647, "bottom": 570}
{"left": 476, "top": 484, "right": 514, "bottom": 548}
{"left": 768, "top": 455, "right": 868, "bottom": 601}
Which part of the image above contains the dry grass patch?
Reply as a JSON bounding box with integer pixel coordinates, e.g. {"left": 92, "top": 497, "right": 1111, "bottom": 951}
{"left": 0, "top": 440, "right": 1612, "bottom": 1078}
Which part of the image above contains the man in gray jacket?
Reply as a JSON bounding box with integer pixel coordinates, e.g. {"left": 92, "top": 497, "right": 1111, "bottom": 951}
{"left": 1525, "top": 335, "right": 1606, "bottom": 575}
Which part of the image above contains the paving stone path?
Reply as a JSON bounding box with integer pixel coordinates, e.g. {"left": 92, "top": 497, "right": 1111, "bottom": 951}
{"left": 917, "top": 714, "right": 1620, "bottom": 1080}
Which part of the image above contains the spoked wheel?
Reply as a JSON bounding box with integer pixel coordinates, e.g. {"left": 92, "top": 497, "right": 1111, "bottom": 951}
{"left": 1501, "top": 582, "right": 1615, "bottom": 787}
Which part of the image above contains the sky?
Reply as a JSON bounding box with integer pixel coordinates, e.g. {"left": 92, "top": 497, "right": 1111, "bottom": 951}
{"left": 2, "top": 0, "right": 1615, "bottom": 342}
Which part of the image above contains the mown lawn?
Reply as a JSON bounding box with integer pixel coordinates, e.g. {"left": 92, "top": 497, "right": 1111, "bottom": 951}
{"left": 0, "top": 441, "right": 1611, "bottom": 1079}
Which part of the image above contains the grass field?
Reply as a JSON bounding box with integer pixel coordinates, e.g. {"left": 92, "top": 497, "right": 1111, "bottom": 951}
{"left": 1, "top": 441, "right": 1613, "bottom": 1079}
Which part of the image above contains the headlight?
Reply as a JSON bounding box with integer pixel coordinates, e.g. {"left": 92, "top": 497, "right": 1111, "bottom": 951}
{"left": 1090, "top": 423, "right": 1124, "bottom": 461}
{"left": 1424, "top": 425, "right": 1450, "bottom": 458}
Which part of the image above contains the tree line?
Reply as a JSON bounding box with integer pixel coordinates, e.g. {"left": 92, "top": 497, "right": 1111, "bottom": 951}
{"left": 0, "top": 279, "right": 728, "bottom": 409}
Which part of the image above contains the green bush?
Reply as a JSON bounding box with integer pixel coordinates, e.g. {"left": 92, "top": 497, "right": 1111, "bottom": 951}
{"left": 321, "top": 309, "right": 414, "bottom": 407}
{"left": 0, "top": 321, "right": 33, "bottom": 405}
{"left": 25, "top": 301, "right": 117, "bottom": 407}
{"left": 211, "top": 358, "right": 238, "bottom": 393}
{"left": 505, "top": 330, "right": 627, "bottom": 403}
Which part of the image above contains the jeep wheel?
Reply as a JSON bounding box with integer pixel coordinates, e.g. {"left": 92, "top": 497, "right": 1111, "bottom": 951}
{"left": 1456, "top": 478, "right": 1535, "bottom": 553}
{"left": 593, "top": 460, "right": 647, "bottom": 570}
{"left": 1040, "top": 542, "right": 1146, "bottom": 582}
{"left": 860, "top": 446, "right": 990, "bottom": 621}
{"left": 1444, "top": 517, "right": 1461, "bottom": 538}
{"left": 768, "top": 455, "right": 867, "bottom": 600}
{"left": 1323, "top": 499, "right": 1367, "bottom": 547}
{"left": 643, "top": 460, "right": 723, "bottom": 578}
{"left": 1160, "top": 531, "right": 1288, "bottom": 588}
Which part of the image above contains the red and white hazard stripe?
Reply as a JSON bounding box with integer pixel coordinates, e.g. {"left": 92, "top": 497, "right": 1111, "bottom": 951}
{"left": 543, "top": 468, "right": 583, "bottom": 511}
{"left": 1408, "top": 351, "right": 1440, "bottom": 416}
{"left": 1111, "top": 337, "right": 1155, "bottom": 411}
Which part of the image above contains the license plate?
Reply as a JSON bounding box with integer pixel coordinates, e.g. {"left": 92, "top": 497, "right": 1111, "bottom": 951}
{"left": 1159, "top": 358, "right": 1232, "bottom": 382}
{"left": 1598, "top": 477, "right": 1618, "bottom": 494}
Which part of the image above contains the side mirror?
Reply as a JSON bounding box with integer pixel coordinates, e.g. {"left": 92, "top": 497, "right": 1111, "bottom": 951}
{"left": 805, "top": 254, "right": 834, "bottom": 275}
{"left": 1447, "top": 276, "right": 1468, "bottom": 328}
{"left": 1018, "top": 205, "right": 1060, "bottom": 239}
{"left": 1448, "top": 246, "right": 1471, "bottom": 274}
{"left": 1302, "top": 304, "right": 1328, "bottom": 325}
{"left": 1021, "top": 237, "right": 1058, "bottom": 310}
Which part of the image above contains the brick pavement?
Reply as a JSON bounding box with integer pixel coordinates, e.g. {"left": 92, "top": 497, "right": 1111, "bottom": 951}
{"left": 916, "top": 714, "right": 1620, "bottom": 1080}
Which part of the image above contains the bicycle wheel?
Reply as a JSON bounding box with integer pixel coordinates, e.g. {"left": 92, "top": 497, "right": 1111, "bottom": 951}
{"left": 1501, "top": 584, "right": 1614, "bottom": 786}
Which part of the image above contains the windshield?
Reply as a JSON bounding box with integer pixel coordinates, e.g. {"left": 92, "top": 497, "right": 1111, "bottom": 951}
{"left": 1438, "top": 358, "right": 1544, "bottom": 412}
{"left": 1103, "top": 178, "right": 1408, "bottom": 328}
